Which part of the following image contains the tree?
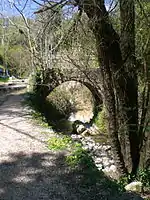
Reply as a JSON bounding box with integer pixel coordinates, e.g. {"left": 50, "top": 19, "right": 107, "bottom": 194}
{"left": 0, "top": 15, "right": 32, "bottom": 77}
{"left": 33, "top": 0, "right": 150, "bottom": 178}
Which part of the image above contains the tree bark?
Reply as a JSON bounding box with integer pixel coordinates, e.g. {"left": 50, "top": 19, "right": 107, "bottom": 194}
{"left": 119, "top": 0, "right": 140, "bottom": 175}
{"left": 76, "top": 0, "right": 140, "bottom": 176}
{"left": 76, "top": 0, "right": 128, "bottom": 175}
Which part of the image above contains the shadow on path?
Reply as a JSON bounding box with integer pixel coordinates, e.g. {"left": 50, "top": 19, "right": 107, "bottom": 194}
{"left": 0, "top": 152, "right": 143, "bottom": 200}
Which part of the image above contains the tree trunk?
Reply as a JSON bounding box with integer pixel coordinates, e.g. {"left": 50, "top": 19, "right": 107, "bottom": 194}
{"left": 119, "top": 0, "right": 140, "bottom": 175}
{"left": 76, "top": 0, "right": 128, "bottom": 176}
{"left": 76, "top": 0, "right": 140, "bottom": 176}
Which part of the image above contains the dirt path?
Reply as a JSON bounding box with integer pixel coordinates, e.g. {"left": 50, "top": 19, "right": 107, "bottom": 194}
{"left": 0, "top": 91, "right": 143, "bottom": 200}
{"left": 0, "top": 91, "right": 76, "bottom": 200}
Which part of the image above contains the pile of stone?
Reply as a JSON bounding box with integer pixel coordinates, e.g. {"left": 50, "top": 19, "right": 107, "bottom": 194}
{"left": 71, "top": 121, "right": 144, "bottom": 195}
{"left": 71, "top": 133, "right": 119, "bottom": 179}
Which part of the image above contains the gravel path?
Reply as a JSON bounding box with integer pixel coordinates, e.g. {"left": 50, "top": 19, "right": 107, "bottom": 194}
{"left": 0, "top": 91, "right": 143, "bottom": 200}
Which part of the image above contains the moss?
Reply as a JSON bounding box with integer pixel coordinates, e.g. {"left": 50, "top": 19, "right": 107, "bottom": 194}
{"left": 94, "top": 106, "right": 107, "bottom": 134}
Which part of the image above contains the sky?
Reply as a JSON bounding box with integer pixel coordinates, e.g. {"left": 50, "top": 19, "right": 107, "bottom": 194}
{"left": 0, "top": 0, "right": 114, "bottom": 19}
{"left": 0, "top": 0, "right": 38, "bottom": 18}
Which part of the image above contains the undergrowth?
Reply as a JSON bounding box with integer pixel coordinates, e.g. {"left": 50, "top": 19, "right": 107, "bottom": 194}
{"left": 47, "top": 135, "right": 75, "bottom": 151}
{"left": 47, "top": 134, "right": 122, "bottom": 191}
{"left": 47, "top": 135, "right": 95, "bottom": 169}
{"left": 93, "top": 106, "right": 107, "bottom": 134}
{"left": 24, "top": 92, "right": 72, "bottom": 132}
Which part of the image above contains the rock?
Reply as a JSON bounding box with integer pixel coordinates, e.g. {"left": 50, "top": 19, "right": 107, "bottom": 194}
{"left": 125, "top": 181, "right": 143, "bottom": 193}
{"left": 71, "top": 134, "right": 81, "bottom": 141}
{"left": 81, "top": 140, "right": 87, "bottom": 146}
{"left": 83, "top": 145, "right": 89, "bottom": 151}
{"left": 88, "top": 143, "right": 94, "bottom": 151}
{"left": 77, "top": 124, "right": 86, "bottom": 134}
{"left": 95, "top": 157, "right": 103, "bottom": 164}
{"left": 103, "top": 145, "right": 111, "bottom": 151}
{"left": 109, "top": 165, "right": 117, "bottom": 172}
{"left": 102, "top": 157, "right": 110, "bottom": 167}
{"left": 109, "top": 160, "right": 115, "bottom": 164}
{"left": 101, "top": 153, "right": 108, "bottom": 157}
{"left": 92, "top": 149, "right": 102, "bottom": 156}
{"left": 102, "top": 166, "right": 110, "bottom": 173}
{"left": 96, "top": 163, "right": 103, "bottom": 170}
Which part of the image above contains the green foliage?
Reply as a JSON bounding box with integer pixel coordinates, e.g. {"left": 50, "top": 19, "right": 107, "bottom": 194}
{"left": 66, "top": 146, "right": 94, "bottom": 169}
{"left": 117, "top": 175, "right": 131, "bottom": 191}
{"left": 24, "top": 92, "right": 73, "bottom": 133}
{"left": 117, "top": 169, "right": 150, "bottom": 190}
{"left": 94, "top": 107, "right": 107, "bottom": 134}
{"left": 47, "top": 136, "right": 73, "bottom": 151}
{"left": 137, "top": 169, "right": 150, "bottom": 187}
{"left": 0, "top": 77, "right": 9, "bottom": 83}
{"left": 30, "top": 110, "right": 49, "bottom": 128}
{"left": 0, "top": 16, "right": 31, "bottom": 77}
{"left": 47, "top": 134, "right": 95, "bottom": 171}
{"left": 23, "top": 93, "right": 49, "bottom": 128}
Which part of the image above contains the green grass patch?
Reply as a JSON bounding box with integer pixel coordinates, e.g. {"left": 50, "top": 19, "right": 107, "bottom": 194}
{"left": 66, "top": 146, "right": 94, "bottom": 168}
{"left": 30, "top": 110, "right": 49, "bottom": 128}
{"left": 94, "top": 107, "right": 107, "bottom": 134}
{"left": 47, "top": 135, "right": 94, "bottom": 169}
{"left": 0, "top": 77, "right": 9, "bottom": 83}
{"left": 47, "top": 136, "right": 74, "bottom": 151}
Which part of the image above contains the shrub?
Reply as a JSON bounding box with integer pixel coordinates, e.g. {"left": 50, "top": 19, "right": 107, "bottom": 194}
{"left": 137, "top": 168, "right": 150, "bottom": 187}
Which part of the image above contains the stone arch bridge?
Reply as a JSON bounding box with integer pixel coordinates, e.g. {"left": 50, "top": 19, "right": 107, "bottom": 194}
{"left": 37, "top": 67, "right": 103, "bottom": 106}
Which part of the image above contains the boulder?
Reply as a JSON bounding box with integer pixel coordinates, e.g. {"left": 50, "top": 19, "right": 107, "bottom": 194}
{"left": 76, "top": 124, "right": 86, "bottom": 134}
{"left": 125, "top": 181, "right": 143, "bottom": 193}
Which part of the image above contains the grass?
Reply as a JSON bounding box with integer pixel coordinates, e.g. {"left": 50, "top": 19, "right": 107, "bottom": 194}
{"left": 30, "top": 110, "right": 49, "bottom": 128}
{"left": 93, "top": 107, "right": 107, "bottom": 134}
{"left": 0, "top": 77, "right": 9, "bottom": 83}
{"left": 47, "top": 135, "right": 92, "bottom": 167}
{"left": 24, "top": 92, "right": 73, "bottom": 133}
{"left": 47, "top": 135, "right": 74, "bottom": 151}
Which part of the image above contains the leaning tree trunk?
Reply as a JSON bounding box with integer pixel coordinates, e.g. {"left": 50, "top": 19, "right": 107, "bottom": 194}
{"left": 119, "top": 0, "right": 140, "bottom": 175}
{"left": 77, "top": 0, "right": 140, "bottom": 176}
{"left": 77, "top": 0, "right": 128, "bottom": 176}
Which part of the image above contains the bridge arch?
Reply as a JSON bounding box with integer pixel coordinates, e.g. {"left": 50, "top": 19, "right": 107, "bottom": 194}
{"left": 38, "top": 68, "right": 103, "bottom": 108}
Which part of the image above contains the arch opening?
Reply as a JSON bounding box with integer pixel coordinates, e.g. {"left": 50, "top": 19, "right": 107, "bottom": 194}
{"left": 42, "top": 81, "right": 102, "bottom": 133}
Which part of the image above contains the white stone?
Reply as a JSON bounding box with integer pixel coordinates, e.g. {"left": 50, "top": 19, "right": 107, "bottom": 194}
{"left": 88, "top": 143, "right": 94, "bottom": 150}
{"left": 102, "top": 166, "right": 110, "bottom": 173}
{"left": 83, "top": 145, "right": 89, "bottom": 151}
{"left": 125, "top": 181, "right": 143, "bottom": 193}
{"left": 96, "top": 164, "right": 103, "bottom": 170}
{"left": 109, "top": 160, "right": 115, "bottom": 164}
{"left": 103, "top": 159, "right": 110, "bottom": 167}
{"left": 95, "top": 158, "right": 103, "bottom": 164}
{"left": 109, "top": 165, "right": 117, "bottom": 172}
{"left": 103, "top": 145, "right": 111, "bottom": 151}
{"left": 100, "top": 153, "right": 107, "bottom": 157}
{"left": 102, "top": 157, "right": 110, "bottom": 164}
{"left": 76, "top": 124, "right": 86, "bottom": 133}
